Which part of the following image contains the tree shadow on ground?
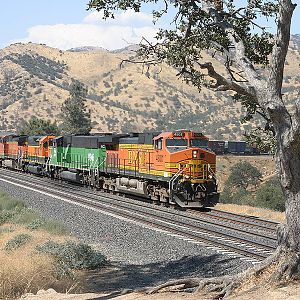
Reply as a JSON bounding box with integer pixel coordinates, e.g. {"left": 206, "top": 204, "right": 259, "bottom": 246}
{"left": 82, "top": 253, "right": 242, "bottom": 299}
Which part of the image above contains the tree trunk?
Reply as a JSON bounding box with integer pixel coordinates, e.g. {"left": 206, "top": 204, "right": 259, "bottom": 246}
{"left": 280, "top": 182, "right": 300, "bottom": 253}
{"left": 277, "top": 146, "right": 300, "bottom": 243}
{"left": 270, "top": 100, "right": 300, "bottom": 279}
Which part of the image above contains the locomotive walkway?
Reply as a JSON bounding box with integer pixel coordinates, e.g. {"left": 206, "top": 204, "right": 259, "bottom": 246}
{"left": 0, "top": 168, "right": 278, "bottom": 264}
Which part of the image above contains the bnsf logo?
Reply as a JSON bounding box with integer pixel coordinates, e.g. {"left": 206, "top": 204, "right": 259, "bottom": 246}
{"left": 88, "top": 153, "right": 94, "bottom": 161}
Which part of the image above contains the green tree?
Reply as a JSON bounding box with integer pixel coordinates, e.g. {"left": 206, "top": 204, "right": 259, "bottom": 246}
{"left": 227, "top": 162, "right": 262, "bottom": 190}
{"left": 20, "top": 116, "right": 60, "bottom": 136}
{"left": 88, "top": 0, "right": 299, "bottom": 294}
{"left": 256, "top": 178, "right": 285, "bottom": 211}
{"left": 61, "top": 81, "right": 91, "bottom": 135}
{"left": 221, "top": 162, "right": 260, "bottom": 206}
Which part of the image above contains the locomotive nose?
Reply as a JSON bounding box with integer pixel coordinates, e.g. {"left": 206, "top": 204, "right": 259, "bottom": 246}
{"left": 180, "top": 160, "right": 212, "bottom": 183}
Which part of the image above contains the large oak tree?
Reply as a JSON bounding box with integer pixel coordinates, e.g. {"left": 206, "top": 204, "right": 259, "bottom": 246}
{"left": 88, "top": 0, "right": 299, "bottom": 297}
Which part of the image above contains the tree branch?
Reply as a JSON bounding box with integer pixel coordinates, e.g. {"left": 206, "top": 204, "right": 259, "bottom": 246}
{"left": 196, "top": 61, "right": 255, "bottom": 97}
{"left": 262, "top": 1, "right": 296, "bottom": 144}
{"left": 198, "top": 2, "right": 265, "bottom": 96}
{"left": 267, "top": 0, "right": 296, "bottom": 97}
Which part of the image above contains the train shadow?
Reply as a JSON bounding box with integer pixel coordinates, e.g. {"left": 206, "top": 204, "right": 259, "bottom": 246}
{"left": 82, "top": 254, "right": 240, "bottom": 298}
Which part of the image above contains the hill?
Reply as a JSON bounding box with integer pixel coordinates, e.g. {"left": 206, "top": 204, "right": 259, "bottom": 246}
{"left": 0, "top": 38, "right": 300, "bottom": 139}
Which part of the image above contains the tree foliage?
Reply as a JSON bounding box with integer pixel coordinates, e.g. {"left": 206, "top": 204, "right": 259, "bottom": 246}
{"left": 221, "top": 171, "right": 285, "bottom": 212}
{"left": 61, "top": 81, "right": 92, "bottom": 135}
{"left": 227, "top": 161, "right": 262, "bottom": 190}
{"left": 20, "top": 116, "right": 60, "bottom": 136}
{"left": 221, "top": 186, "right": 253, "bottom": 205}
{"left": 244, "top": 127, "right": 276, "bottom": 154}
{"left": 221, "top": 162, "right": 262, "bottom": 206}
{"left": 87, "top": 0, "right": 286, "bottom": 144}
{"left": 256, "top": 177, "right": 285, "bottom": 211}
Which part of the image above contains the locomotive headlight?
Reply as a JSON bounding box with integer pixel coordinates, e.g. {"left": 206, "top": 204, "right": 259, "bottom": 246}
{"left": 192, "top": 150, "right": 197, "bottom": 158}
{"left": 208, "top": 175, "right": 213, "bottom": 179}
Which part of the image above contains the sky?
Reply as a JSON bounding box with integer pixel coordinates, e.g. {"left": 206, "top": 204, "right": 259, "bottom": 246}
{"left": 0, "top": 0, "right": 299, "bottom": 51}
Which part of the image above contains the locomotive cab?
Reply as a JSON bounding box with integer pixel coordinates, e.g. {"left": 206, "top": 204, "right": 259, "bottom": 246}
{"left": 153, "top": 131, "right": 219, "bottom": 207}
{"left": 26, "top": 136, "right": 55, "bottom": 162}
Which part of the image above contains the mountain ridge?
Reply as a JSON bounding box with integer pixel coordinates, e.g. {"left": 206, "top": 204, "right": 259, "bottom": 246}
{"left": 0, "top": 39, "right": 299, "bottom": 139}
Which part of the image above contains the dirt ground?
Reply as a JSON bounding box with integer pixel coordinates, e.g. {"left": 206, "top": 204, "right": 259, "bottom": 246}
{"left": 20, "top": 281, "right": 300, "bottom": 300}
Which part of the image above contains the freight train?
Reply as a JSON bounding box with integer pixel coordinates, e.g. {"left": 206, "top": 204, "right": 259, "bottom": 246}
{"left": 208, "top": 140, "right": 264, "bottom": 155}
{"left": 0, "top": 130, "right": 219, "bottom": 208}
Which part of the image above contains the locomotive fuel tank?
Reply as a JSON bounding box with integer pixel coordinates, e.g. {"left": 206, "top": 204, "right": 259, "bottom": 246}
{"left": 60, "top": 171, "right": 83, "bottom": 183}
{"left": 2, "top": 159, "right": 17, "bottom": 169}
{"left": 116, "top": 177, "right": 148, "bottom": 195}
{"left": 27, "top": 165, "right": 43, "bottom": 175}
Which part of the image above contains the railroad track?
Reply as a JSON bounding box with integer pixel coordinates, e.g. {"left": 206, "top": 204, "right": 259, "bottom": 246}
{"left": 191, "top": 208, "right": 279, "bottom": 240}
{"left": 0, "top": 168, "right": 278, "bottom": 264}
{"left": 209, "top": 208, "right": 279, "bottom": 230}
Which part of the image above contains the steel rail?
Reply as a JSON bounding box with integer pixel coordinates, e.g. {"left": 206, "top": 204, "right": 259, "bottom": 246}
{"left": 0, "top": 168, "right": 277, "bottom": 242}
{"left": 208, "top": 208, "right": 279, "bottom": 228}
{"left": 191, "top": 209, "right": 278, "bottom": 236}
{"left": 0, "top": 170, "right": 276, "bottom": 262}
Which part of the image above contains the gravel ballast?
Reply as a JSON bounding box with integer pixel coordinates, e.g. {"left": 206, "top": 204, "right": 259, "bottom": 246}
{"left": 0, "top": 178, "right": 253, "bottom": 289}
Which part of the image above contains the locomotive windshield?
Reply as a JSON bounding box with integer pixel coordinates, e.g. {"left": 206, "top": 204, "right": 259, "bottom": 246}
{"left": 190, "top": 139, "right": 209, "bottom": 148}
{"left": 166, "top": 139, "right": 188, "bottom": 152}
{"left": 166, "top": 139, "right": 188, "bottom": 147}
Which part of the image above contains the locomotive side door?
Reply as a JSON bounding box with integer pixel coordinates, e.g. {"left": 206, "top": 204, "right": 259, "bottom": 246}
{"left": 153, "top": 138, "right": 165, "bottom": 174}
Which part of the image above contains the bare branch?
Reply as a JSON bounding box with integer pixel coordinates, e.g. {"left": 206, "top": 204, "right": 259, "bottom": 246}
{"left": 224, "top": 57, "right": 248, "bottom": 83}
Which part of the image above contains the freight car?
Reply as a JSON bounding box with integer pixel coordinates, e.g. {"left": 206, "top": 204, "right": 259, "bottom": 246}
{"left": 0, "top": 130, "right": 219, "bottom": 208}
{"left": 208, "top": 140, "right": 264, "bottom": 155}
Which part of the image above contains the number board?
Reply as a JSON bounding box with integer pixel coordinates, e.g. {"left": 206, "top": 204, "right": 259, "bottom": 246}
{"left": 173, "top": 132, "right": 184, "bottom": 137}
{"left": 193, "top": 132, "right": 203, "bottom": 137}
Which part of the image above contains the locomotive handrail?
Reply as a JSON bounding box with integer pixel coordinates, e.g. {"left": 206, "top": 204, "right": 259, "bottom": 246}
{"left": 91, "top": 156, "right": 105, "bottom": 171}
{"left": 208, "top": 164, "right": 218, "bottom": 185}
{"left": 169, "top": 166, "right": 188, "bottom": 203}
{"left": 63, "top": 144, "right": 70, "bottom": 160}
{"left": 45, "top": 156, "right": 50, "bottom": 172}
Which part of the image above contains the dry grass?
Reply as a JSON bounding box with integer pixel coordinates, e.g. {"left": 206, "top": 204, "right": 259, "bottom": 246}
{"left": 215, "top": 203, "right": 285, "bottom": 223}
{"left": 0, "top": 224, "right": 76, "bottom": 299}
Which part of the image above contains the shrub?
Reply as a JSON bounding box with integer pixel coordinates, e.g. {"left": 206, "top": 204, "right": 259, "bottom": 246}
{"left": 36, "top": 241, "right": 107, "bottom": 278}
{"left": 4, "top": 234, "right": 31, "bottom": 251}
{"left": 11, "top": 208, "right": 39, "bottom": 225}
{"left": 255, "top": 178, "right": 285, "bottom": 211}
{"left": 0, "top": 192, "right": 26, "bottom": 225}
{"left": 0, "top": 191, "right": 67, "bottom": 234}
{"left": 0, "top": 226, "right": 14, "bottom": 234}
{"left": 0, "top": 211, "right": 15, "bottom": 225}
{"left": 26, "top": 219, "right": 45, "bottom": 230}
{"left": 0, "top": 192, "right": 25, "bottom": 211}
{"left": 220, "top": 187, "right": 254, "bottom": 206}
{"left": 222, "top": 171, "right": 285, "bottom": 212}
{"left": 41, "top": 219, "right": 68, "bottom": 235}
{"left": 220, "top": 187, "right": 233, "bottom": 204}
{"left": 26, "top": 218, "right": 67, "bottom": 235}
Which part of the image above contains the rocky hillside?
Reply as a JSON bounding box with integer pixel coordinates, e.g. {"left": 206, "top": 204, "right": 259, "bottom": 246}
{"left": 0, "top": 37, "right": 299, "bottom": 139}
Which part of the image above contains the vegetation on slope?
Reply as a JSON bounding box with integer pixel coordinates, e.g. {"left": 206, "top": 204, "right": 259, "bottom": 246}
{"left": 220, "top": 162, "right": 285, "bottom": 212}
{"left": 20, "top": 116, "right": 61, "bottom": 136}
{"left": 0, "top": 190, "right": 107, "bottom": 299}
{"left": 0, "top": 41, "right": 299, "bottom": 138}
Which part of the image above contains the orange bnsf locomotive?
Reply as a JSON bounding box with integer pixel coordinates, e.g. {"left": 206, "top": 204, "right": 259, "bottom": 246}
{"left": 0, "top": 130, "right": 219, "bottom": 208}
